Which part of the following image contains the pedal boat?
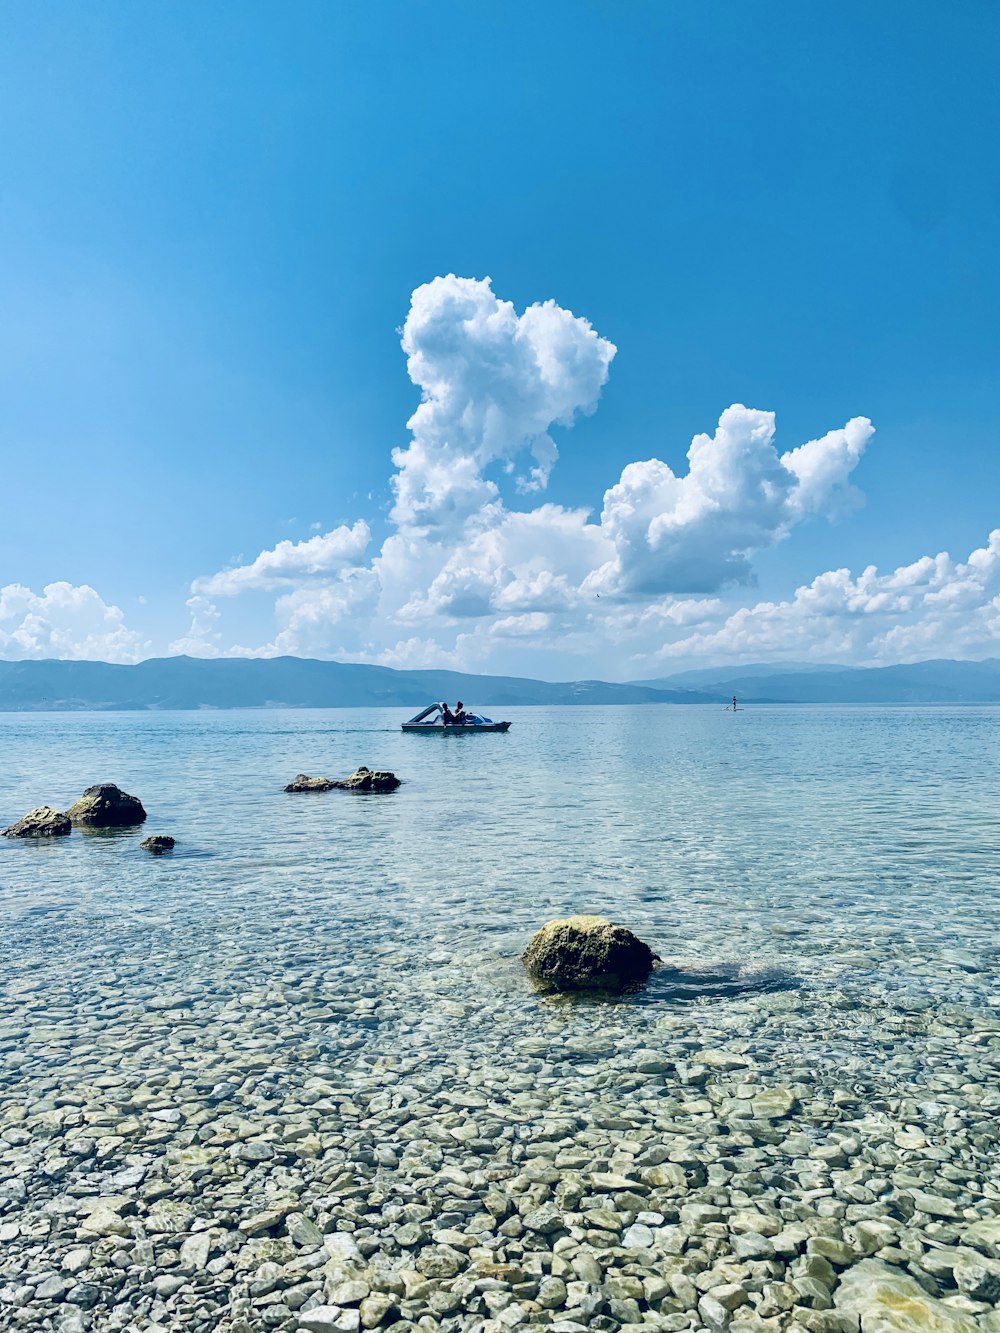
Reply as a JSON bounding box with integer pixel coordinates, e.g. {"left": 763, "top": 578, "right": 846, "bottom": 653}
{"left": 402, "top": 703, "right": 511, "bottom": 733}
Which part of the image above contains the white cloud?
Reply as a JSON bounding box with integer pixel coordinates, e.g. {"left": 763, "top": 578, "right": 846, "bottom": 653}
{"left": 390, "top": 274, "right": 616, "bottom": 530}
{"left": 0, "top": 582, "right": 150, "bottom": 662}
{"left": 590, "top": 405, "right": 873, "bottom": 596}
{"left": 649, "top": 530, "right": 1000, "bottom": 666}
{"left": 21, "top": 272, "right": 994, "bottom": 676}
{"left": 193, "top": 520, "right": 371, "bottom": 596}
{"left": 174, "top": 274, "right": 1000, "bottom": 677}
{"left": 168, "top": 595, "right": 223, "bottom": 657}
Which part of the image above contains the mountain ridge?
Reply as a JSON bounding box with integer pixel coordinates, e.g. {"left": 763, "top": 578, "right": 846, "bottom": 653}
{"left": 1, "top": 655, "right": 999, "bottom": 710}
{"left": 0, "top": 656, "right": 716, "bottom": 711}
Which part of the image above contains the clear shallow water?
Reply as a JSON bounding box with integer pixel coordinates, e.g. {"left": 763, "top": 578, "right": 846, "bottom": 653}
{"left": 2, "top": 706, "right": 1000, "bottom": 1328}
{"left": 3, "top": 705, "right": 998, "bottom": 1015}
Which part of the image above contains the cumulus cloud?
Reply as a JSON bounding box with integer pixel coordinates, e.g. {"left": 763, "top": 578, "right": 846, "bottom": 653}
{"left": 649, "top": 530, "right": 1000, "bottom": 666}
{"left": 591, "top": 406, "right": 873, "bottom": 596}
{"left": 391, "top": 274, "right": 616, "bottom": 529}
{"left": 0, "top": 582, "right": 149, "bottom": 662}
{"left": 179, "top": 274, "right": 912, "bottom": 673}
{"left": 194, "top": 520, "right": 371, "bottom": 596}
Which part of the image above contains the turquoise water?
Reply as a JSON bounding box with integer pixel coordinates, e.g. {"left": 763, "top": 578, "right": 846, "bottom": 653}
{"left": 3, "top": 705, "right": 998, "bottom": 1014}
{"left": 2, "top": 706, "right": 1000, "bottom": 1328}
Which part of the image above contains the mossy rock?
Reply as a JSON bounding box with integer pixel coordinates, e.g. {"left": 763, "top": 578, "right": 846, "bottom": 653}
{"left": 66, "top": 784, "right": 147, "bottom": 827}
{"left": 522, "top": 915, "right": 658, "bottom": 993}
{"left": 284, "top": 774, "right": 338, "bottom": 792}
{"left": 2, "top": 806, "right": 71, "bottom": 838}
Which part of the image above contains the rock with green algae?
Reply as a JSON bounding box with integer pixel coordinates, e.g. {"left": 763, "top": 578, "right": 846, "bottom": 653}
{"left": 66, "top": 783, "right": 146, "bottom": 827}
{"left": 2, "top": 805, "right": 71, "bottom": 838}
{"left": 522, "top": 915, "right": 659, "bottom": 992}
{"left": 834, "top": 1258, "right": 981, "bottom": 1333}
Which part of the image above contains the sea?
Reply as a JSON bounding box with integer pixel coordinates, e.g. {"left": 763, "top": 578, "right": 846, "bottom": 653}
{"left": 2, "top": 704, "right": 999, "bottom": 1325}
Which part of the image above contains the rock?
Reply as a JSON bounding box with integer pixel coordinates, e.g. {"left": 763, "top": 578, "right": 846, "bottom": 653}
{"left": 751, "top": 1087, "right": 798, "bottom": 1120}
{"left": 522, "top": 1203, "right": 564, "bottom": 1235}
{"left": 285, "top": 768, "right": 400, "bottom": 793}
{"left": 414, "top": 1245, "right": 463, "bottom": 1277}
{"left": 332, "top": 767, "right": 401, "bottom": 793}
{"left": 537, "top": 1277, "right": 568, "bottom": 1310}
{"left": 954, "top": 1255, "right": 1000, "bottom": 1302}
{"left": 284, "top": 774, "right": 339, "bottom": 792}
{"left": 286, "top": 1212, "right": 324, "bottom": 1248}
{"left": 522, "top": 915, "right": 658, "bottom": 991}
{"left": 834, "top": 1259, "right": 980, "bottom": 1332}
{"left": 962, "top": 1218, "right": 1000, "bottom": 1259}
{"left": 78, "top": 1205, "right": 129, "bottom": 1238}
{"left": 144, "top": 1200, "right": 194, "bottom": 1234}
{"left": 61, "top": 1248, "right": 91, "bottom": 1275}
{"left": 2, "top": 806, "right": 71, "bottom": 838}
{"left": 35, "top": 1274, "right": 67, "bottom": 1300}
{"left": 140, "top": 835, "right": 175, "bottom": 854}
{"left": 179, "top": 1232, "right": 212, "bottom": 1272}
{"left": 299, "top": 1308, "right": 361, "bottom": 1333}
{"left": 66, "top": 784, "right": 146, "bottom": 827}
{"left": 359, "top": 1295, "right": 396, "bottom": 1328}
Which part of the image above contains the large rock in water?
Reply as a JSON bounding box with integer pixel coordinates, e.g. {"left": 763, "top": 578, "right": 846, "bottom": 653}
{"left": 66, "top": 784, "right": 147, "bottom": 827}
{"left": 286, "top": 767, "right": 400, "bottom": 793}
{"left": 2, "top": 806, "right": 71, "bottom": 838}
{"left": 284, "top": 774, "right": 338, "bottom": 792}
{"left": 522, "top": 915, "right": 658, "bottom": 992}
{"left": 834, "top": 1258, "right": 980, "bottom": 1332}
{"left": 333, "top": 766, "right": 400, "bottom": 793}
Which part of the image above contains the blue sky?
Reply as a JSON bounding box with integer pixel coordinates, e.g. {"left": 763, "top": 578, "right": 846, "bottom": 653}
{"left": 1, "top": 2, "right": 999, "bottom": 676}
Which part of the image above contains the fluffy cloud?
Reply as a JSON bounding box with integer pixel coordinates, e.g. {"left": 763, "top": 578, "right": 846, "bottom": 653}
{"left": 648, "top": 530, "right": 1000, "bottom": 666}
{"left": 176, "top": 273, "right": 997, "bottom": 676}
{"left": 21, "top": 274, "right": 996, "bottom": 674}
{"left": 591, "top": 406, "right": 873, "bottom": 595}
{"left": 390, "top": 275, "right": 616, "bottom": 529}
{"left": 183, "top": 277, "right": 883, "bottom": 666}
{"left": 194, "top": 521, "right": 371, "bottom": 596}
{"left": 0, "top": 582, "right": 149, "bottom": 662}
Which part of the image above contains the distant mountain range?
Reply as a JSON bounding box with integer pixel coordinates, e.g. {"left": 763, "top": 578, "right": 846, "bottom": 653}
{"left": 0, "top": 655, "right": 997, "bottom": 711}
{"left": 634, "top": 658, "right": 1000, "bottom": 703}
{"left": 0, "top": 656, "right": 715, "bottom": 711}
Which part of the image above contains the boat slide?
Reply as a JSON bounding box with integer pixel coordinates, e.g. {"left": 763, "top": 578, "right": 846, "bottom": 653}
{"left": 401, "top": 703, "right": 511, "bottom": 733}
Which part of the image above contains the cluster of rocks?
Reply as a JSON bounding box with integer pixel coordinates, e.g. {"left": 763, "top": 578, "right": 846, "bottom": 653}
{"left": 285, "top": 769, "right": 401, "bottom": 795}
{"left": 1, "top": 784, "right": 175, "bottom": 853}
{"left": 3, "top": 785, "right": 147, "bottom": 838}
